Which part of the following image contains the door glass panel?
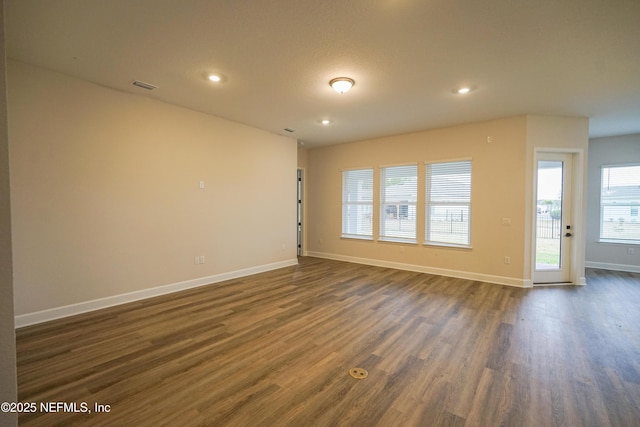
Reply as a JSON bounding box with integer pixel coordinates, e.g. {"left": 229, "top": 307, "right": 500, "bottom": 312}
{"left": 536, "top": 161, "right": 563, "bottom": 270}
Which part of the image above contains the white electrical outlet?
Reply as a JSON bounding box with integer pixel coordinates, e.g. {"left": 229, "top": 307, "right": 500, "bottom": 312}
{"left": 199, "top": 255, "right": 205, "bottom": 264}
{"left": 629, "top": 247, "right": 636, "bottom": 255}
{"left": 194, "top": 256, "right": 200, "bottom": 265}
{"left": 504, "top": 256, "right": 511, "bottom": 264}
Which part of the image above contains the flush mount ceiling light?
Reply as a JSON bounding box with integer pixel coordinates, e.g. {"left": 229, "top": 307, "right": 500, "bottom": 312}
{"left": 208, "top": 73, "right": 223, "bottom": 82}
{"left": 321, "top": 119, "right": 332, "bottom": 125}
{"left": 330, "top": 77, "right": 355, "bottom": 94}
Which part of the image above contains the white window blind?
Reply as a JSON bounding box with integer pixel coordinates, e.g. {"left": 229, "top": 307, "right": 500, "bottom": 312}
{"left": 380, "top": 165, "right": 417, "bottom": 242}
{"left": 426, "top": 160, "right": 472, "bottom": 246}
{"left": 342, "top": 168, "right": 373, "bottom": 239}
{"left": 600, "top": 164, "right": 640, "bottom": 243}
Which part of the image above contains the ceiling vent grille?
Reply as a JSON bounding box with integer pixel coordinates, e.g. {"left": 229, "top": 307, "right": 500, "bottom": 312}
{"left": 132, "top": 80, "right": 158, "bottom": 90}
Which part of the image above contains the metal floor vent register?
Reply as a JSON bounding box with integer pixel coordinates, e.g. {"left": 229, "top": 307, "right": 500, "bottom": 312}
{"left": 349, "top": 368, "right": 368, "bottom": 379}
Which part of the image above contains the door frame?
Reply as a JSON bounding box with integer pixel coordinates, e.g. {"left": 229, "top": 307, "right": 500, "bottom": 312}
{"left": 530, "top": 148, "right": 586, "bottom": 286}
{"left": 297, "top": 168, "right": 307, "bottom": 256}
{"left": 533, "top": 153, "right": 573, "bottom": 284}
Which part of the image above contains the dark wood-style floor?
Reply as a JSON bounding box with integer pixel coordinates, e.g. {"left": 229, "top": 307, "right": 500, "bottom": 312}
{"left": 15, "top": 257, "right": 640, "bottom": 426}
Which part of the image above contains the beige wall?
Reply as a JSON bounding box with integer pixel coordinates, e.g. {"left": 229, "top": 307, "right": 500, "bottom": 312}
{"left": 8, "top": 61, "right": 298, "bottom": 317}
{"left": 297, "top": 146, "right": 308, "bottom": 170}
{"left": 586, "top": 133, "right": 640, "bottom": 271}
{"left": 307, "top": 116, "right": 530, "bottom": 285}
{"left": 0, "top": 1, "right": 18, "bottom": 424}
{"left": 526, "top": 115, "right": 590, "bottom": 150}
{"left": 526, "top": 115, "right": 590, "bottom": 283}
{"left": 307, "top": 115, "right": 589, "bottom": 286}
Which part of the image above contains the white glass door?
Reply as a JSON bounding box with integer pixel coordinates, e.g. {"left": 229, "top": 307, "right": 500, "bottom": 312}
{"left": 534, "top": 153, "right": 573, "bottom": 284}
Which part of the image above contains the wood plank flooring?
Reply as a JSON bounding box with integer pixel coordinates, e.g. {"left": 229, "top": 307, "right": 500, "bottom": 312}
{"left": 15, "top": 257, "right": 640, "bottom": 426}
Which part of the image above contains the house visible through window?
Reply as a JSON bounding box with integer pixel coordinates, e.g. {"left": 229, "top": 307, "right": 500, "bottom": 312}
{"left": 342, "top": 168, "right": 373, "bottom": 239}
{"left": 600, "top": 163, "right": 640, "bottom": 243}
{"left": 425, "top": 160, "right": 472, "bottom": 246}
{"left": 380, "top": 165, "right": 417, "bottom": 242}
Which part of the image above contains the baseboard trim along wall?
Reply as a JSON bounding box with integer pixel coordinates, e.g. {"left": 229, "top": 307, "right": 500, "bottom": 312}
{"left": 585, "top": 261, "right": 640, "bottom": 274}
{"left": 15, "top": 258, "right": 299, "bottom": 328}
{"left": 307, "top": 251, "right": 531, "bottom": 288}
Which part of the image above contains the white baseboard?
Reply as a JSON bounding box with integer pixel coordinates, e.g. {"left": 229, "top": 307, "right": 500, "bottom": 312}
{"left": 585, "top": 261, "right": 640, "bottom": 274}
{"left": 307, "top": 251, "right": 530, "bottom": 288}
{"left": 15, "top": 258, "right": 299, "bottom": 328}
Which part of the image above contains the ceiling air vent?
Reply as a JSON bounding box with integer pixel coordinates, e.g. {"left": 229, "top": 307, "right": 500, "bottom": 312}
{"left": 132, "top": 80, "right": 158, "bottom": 90}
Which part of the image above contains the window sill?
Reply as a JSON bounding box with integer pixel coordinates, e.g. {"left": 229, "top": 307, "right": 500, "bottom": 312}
{"left": 378, "top": 237, "right": 417, "bottom": 245}
{"left": 597, "top": 239, "right": 640, "bottom": 246}
{"left": 341, "top": 235, "right": 374, "bottom": 242}
{"left": 423, "top": 242, "right": 472, "bottom": 250}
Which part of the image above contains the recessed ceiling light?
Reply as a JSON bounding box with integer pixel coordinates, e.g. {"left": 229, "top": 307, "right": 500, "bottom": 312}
{"left": 454, "top": 86, "right": 476, "bottom": 95}
{"left": 330, "top": 77, "right": 355, "bottom": 94}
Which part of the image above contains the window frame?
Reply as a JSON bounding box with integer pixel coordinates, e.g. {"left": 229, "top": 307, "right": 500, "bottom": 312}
{"left": 424, "top": 159, "right": 472, "bottom": 248}
{"left": 379, "top": 163, "right": 418, "bottom": 243}
{"left": 599, "top": 162, "right": 640, "bottom": 245}
{"left": 341, "top": 167, "right": 374, "bottom": 240}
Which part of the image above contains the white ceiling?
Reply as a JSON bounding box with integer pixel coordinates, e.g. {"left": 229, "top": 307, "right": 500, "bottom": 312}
{"left": 6, "top": 0, "right": 640, "bottom": 148}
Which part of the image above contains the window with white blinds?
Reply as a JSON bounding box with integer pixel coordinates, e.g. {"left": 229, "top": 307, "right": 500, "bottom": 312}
{"left": 380, "top": 165, "right": 417, "bottom": 242}
{"left": 342, "top": 168, "right": 374, "bottom": 239}
{"left": 600, "top": 163, "right": 640, "bottom": 243}
{"left": 425, "top": 160, "right": 472, "bottom": 246}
